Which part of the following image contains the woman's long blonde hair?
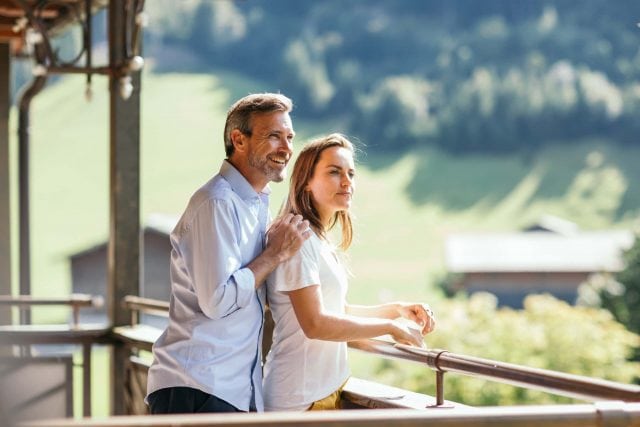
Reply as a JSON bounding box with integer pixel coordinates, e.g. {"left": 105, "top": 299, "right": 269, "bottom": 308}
{"left": 282, "top": 133, "right": 355, "bottom": 250}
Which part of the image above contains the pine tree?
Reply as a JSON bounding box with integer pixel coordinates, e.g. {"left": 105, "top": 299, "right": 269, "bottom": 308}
{"left": 577, "top": 234, "right": 640, "bottom": 370}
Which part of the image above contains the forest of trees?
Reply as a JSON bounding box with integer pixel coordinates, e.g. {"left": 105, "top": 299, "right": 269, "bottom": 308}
{"left": 144, "top": 0, "right": 640, "bottom": 154}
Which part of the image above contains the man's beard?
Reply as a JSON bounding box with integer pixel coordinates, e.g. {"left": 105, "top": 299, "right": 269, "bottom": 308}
{"left": 248, "top": 151, "right": 286, "bottom": 183}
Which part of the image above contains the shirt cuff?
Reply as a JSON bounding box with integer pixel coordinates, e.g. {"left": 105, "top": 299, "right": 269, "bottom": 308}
{"left": 232, "top": 267, "right": 256, "bottom": 308}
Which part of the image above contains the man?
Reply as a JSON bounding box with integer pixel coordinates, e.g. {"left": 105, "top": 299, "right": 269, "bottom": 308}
{"left": 146, "top": 93, "right": 310, "bottom": 414}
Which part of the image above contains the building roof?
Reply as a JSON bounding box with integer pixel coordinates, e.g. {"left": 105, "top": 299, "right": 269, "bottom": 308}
{"left": 522, "top": 214, "right": 580, "bottom": 235}
{"left": 445, "top": 230, "right": 635, "bottom": 273}
{"left": 69, "top": 213, "right": 178, "bottom": 260}
{"left": 145, "top": 213, "right": 179, "bottom": 235}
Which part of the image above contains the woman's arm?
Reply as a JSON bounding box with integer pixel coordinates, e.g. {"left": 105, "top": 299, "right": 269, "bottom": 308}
{"left": 288, "top": 286, "right": 424, "bottom": 346}
{"left": 344, "top": 303, "right": 400, "bottom": 319}
{"left": 346, "top": 302, "right": 436, "bottom": 335}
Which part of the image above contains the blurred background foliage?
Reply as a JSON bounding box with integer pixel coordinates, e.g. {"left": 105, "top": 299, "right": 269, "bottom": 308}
{"left": 355, "top": 292, "right": 640, "bottom": 405}
{"left": 144, "top": 0, "right": 640, "bottom": 154}
{"left": 578, "top": 235, "right": 640, "bottom": 359}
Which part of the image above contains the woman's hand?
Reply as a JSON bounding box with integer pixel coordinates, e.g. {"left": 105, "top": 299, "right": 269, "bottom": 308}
{"left": 389, "top": 320, "right": 426, "bottom": 348}
{"left": 397, "top": 303, "right": 436, "bottom": 335}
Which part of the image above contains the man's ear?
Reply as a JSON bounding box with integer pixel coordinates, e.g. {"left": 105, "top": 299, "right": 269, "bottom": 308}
{"left": 230, "top": 129, "right": 247, "bottom": 153}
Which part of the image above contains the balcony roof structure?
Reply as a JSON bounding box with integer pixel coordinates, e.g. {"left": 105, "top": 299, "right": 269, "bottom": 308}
{"left": 0, "top": 0, "right": 143, "bottom": 418}
{"left": 0, "top": 0, "right": 107, "bottom": 45}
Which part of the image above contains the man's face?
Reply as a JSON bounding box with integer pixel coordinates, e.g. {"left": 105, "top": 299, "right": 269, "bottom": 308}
{"left": 245, "top": 111, "right": 295, "bottom": 183}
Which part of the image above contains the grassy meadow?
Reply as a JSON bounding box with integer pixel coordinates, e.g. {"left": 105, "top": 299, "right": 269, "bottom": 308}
{"left": 6, "top": 71, "right": 640, "bottom": 415}
{"left": 12, "top": 71, "right": 640, "bottom": 318}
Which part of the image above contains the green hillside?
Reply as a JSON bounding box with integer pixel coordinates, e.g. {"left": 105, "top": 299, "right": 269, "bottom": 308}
{"left": 9, "top": 71, "right": 640, "bottom": 323}
{"left": 146, "top": 0, "right": 640, "bottom": 155}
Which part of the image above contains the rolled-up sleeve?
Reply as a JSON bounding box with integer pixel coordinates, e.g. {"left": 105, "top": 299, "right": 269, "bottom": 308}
{"left": 184, "top": 198, "right": 256, "bottom": 319}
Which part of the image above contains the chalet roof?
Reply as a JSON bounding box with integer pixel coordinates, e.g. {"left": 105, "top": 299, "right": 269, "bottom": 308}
{"left": 69, "top": 213, "right": 178, "bottom": 260}
{"left": 445, "top": 229, "right": 635, "bottom": 273}
{"left": 145, "top": 213, "right": 179, "bottom": 235}
{"left": 522, "top": 214, "right": 580, "bottom": 235}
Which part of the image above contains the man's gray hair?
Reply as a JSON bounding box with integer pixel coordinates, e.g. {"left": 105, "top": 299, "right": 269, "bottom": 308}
{"left": 223, "top": 93, "right": 293, "bottom": 157}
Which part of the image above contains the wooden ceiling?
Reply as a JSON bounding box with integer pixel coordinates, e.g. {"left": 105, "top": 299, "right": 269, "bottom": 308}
{"left": 0, "top": 0, "right": 107, "bottom": 52}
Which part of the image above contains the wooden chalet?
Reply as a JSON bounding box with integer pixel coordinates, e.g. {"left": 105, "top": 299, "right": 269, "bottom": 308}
{"left": 445, "top": 218, "right": 634, "bottom": 307}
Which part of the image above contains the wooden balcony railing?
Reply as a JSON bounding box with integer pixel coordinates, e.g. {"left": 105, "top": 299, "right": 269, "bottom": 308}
{"left": 4, "top": 294, "right": 640, "bottom": 427}
{"left": 119, "top": 296, "right": 640, "bottom": 406}
{"left": 0, "top": 294, "right": 104, "bottom": 327}
{"left": 21, "top": 402, "right": 640, "bottom": 427}
{"left": 0, "top": 294, "right": 108, "bottom": 417}
{"left": 349, "top": 339, "right": 640, "bottom": 405}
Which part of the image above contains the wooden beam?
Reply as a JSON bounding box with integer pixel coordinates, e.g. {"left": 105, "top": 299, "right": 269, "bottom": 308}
{"left": 0, "top": 28, "right": 20, "bottom": 42}
{"left": 107, "top": 0, "right": 141, "bottom": 415}
{"left": 0, "top": 42, "right": 10, "bottom": 327}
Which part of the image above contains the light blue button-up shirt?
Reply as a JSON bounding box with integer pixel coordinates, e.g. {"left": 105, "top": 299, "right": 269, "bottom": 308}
{"left": 147, "top": 160, "right": 269, "bottom": 412}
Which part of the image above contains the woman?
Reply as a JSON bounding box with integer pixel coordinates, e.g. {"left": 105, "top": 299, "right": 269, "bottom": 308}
{"left": 263, "top": 133, "right": 436, "bottom": 412}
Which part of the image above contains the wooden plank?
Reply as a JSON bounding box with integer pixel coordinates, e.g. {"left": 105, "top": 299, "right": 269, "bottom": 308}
{"left": 19, "top": 403, "right": 640, "bottom": 427}
{"left": 0, "top": 324, "right": 109, "bottom": 344}
{"left": 341, "top": 377, "right": 464, "bottom": 410}
{"left": 0, "top": 294, "right": 102, "bottom": 306}
{"left": 112, "top": 325, "right": 161, "bottom": 352}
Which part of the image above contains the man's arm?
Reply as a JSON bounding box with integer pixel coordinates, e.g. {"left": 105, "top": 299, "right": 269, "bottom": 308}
{"left": 184, "top": 201, "right": 309, "bottom": 319}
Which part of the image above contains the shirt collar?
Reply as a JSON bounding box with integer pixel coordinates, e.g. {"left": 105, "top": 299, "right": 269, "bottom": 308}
{"left": 220, "top": 160, "right": 271, "bottom": 200}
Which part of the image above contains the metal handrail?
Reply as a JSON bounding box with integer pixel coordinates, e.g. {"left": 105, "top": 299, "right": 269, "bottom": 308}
{"left": 0, "top": 293, "right": 104, "bottom": 327}
{"left": 120, "top": 295, "right": 640, "bottom": 406}
{"left": 348, "top": 339, "right": 640, "bottom": 404}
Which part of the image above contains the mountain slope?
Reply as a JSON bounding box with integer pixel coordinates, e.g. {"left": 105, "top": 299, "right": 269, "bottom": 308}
{"left": 11, "top": 72, "right": 640, "bottom": 321}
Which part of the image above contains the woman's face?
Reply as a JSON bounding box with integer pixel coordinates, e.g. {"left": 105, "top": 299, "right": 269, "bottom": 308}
{"left": 306, "top": 145, "right": 355, "bottom": 226}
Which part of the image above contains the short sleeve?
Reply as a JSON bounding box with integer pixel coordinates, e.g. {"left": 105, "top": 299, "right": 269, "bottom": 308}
{"left": 269, "top": 237, "right": 321, "bottom": 293}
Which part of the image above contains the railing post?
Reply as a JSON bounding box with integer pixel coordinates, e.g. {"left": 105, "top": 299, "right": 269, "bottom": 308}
{"left": 83, "top": 342, "right": 92, "bottom": 417}
{"left": 435, "top": 370, "right": 445, "bottom": 406}
{"left": 131, "top": 309, "right": 139, "bottom": 326}
{"left": 72, "top": 305, "right": 80, "bottom": 329}
{"left": 425, "top": 349, "right": 452, "bottom": 408}
{"left": 427, "top": 369, "right": 453, "bottom": 408}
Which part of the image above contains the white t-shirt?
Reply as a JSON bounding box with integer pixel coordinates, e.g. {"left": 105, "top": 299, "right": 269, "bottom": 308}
{"left": 263, "top": 233, "right": 351, "bottom": 411}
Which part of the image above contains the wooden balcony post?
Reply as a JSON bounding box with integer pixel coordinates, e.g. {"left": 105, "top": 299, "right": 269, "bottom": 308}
{"left": 108, "top": 0, "right": 141, "bottom": 415}
{"left": 0, "top": 42, "right": 10, "bottom": 328}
